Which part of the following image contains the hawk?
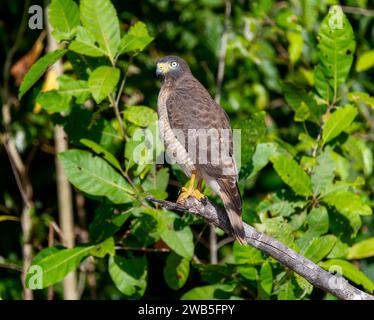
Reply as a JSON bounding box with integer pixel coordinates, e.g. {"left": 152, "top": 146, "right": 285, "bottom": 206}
{"left": 156, "top": 55, "right": 246, "bottom": 245}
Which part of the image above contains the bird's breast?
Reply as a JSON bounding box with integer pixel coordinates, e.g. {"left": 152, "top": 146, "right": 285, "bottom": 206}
{"left": 157, "top": 89, "right": 195, "bottom": 177}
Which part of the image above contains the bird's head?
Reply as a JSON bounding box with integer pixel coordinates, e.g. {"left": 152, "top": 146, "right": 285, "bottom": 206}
{"left": 156, "top": 56, "right": 191, "bottom": 82}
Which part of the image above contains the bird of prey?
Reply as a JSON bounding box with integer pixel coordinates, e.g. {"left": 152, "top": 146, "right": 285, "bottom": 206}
{"left": 156, "top": 55, "right": 246, "bottom": 245}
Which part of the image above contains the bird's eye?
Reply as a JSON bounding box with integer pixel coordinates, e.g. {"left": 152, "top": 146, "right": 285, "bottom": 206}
{"left": 170, "top": 61, "right": 178, "bottom": 68}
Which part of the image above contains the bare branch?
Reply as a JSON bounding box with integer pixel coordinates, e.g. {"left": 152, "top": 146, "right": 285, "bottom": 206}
{"left": 341, "top": 6, "right": 374, "bottom": 17}
{"left": 146, "top": 195, "right": 374, "bottom": 300}
{"left": 0, "top": 262, "right": 23, "bottom": 273}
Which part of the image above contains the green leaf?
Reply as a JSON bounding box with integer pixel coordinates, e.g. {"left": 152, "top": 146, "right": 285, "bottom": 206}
{"left": 316, "top": 5, "right": 356, "bottom": 100}
{"left": 302, "top": 0, "right": 319, "bottom": 31}
{"left": 62, "top": 107, "right": 121, "bottom": 153}
{"left": 124, "top": 106, "right": 158, "bottom": 127}
{"left": 277, "top": 281, "right": 296, "bottom": 300}
{"left": 233, "top": 241, "right": 263, "bottom": 264}
{"left": 89, "top": 204, "right": 130, "bottom": 242}
{"left": 256, "top": 191, "right": 306, "bottom": 218}
{"left": 19, "top": 49, "right": 66, "bottom": 99}
{"left": 327, "top": 239, "right": 350, "bottom": 259}
{"left": 270, "top": 155, "right": 313, "bottom": 196}
{"left": 287, "top": 31, "right": 303, "bottom": 64}
{"left": 248, "top": 142, "right": 280, "bottom": 180}
{"left": 57, "top": 75, "right": 90, "bottom": 104}
{"left": 260, "top": 261, "right": 273, "bottom": 295}
{"left": 80, "top": 138, "right": 122, "bottom": 171}
{"left": 36, "top": 90, "right": 71, "bottom": 113}
{"left": 58, "top": 149, "right": 134, "bottom": 204}
{"left": 29, "top": 246, "right": 64, "bottom": 267}
{"left": 356, "top": 50, "right": 374, "bottom": 72}
{"left": 303, "top": 235, "right": 337, "bottom": 263}
{"left": 118, "top": 21, "right": 154, "bottom": 55}
{"left": 80, "top": 0, "right": 120, "bottom": 63}
{"left": 124, "top": 132, "right": 142, "bottom": 171}
{"left": 158, "top": 212, "right": 194, "bottom": 260}
{"left": 294, "top": 274, "right": 313, "bottom": 296}
{"left": 195, "top": 264, "right": 233, "bottom": 284}
{"left": 238, "top": 265, "right": 258, "bottom": 281}
{"left": 296, "top": 206, "right": 329, "bottom": 249}
{"left": 144, "top": 208, "right": 194, "bottom": 259}
{"left": 124, "top": 214, "right": 160, "bottom": 247}
{"left": 324, "top": 191, "right": 371, "bottom": 216}
{"left": 26, "top": 239, "right": 113, "bottom": 288}
{"left": 320, "top": 259, "right": 374, "bottom": 293}
{"left": 311, "top": 148, "right": 335, "bottom": 196}
{"left": 314, "top": 64, "right": 331, "bottom": 102}
{"left": 342, "top": 136, "right": 373, "bottom": 177}
{"left": 69, "top": 26, "right": 105, "bottom": 57}
{"left": 142, "top": 167, "right": 169, "bottom": 196}
{"left": 304, "top": 206, "right": 328, "bottom": 236}
{"left": 233, "top": 112, "right": 266, "bottom": 179}
{"left": 321, "top": 104, "right": 358, "bottom": 145}
{"left": 88, "top": 66, "right": 120, "bottom": 104}
{"left": 257, "top": 198, "right": 303, "bottom": 218}
{"left": 91, "top": 236, "right": 115, "bottom": 258}
{"left": 284, "top": 84, "right": 322, "bottom": 124}
{"left": 181, "top": 284, "right": 236, "bottom": 300}
{"left": 109, "top": 255, "right": 147, "bottom": 298}
{"left": 347, "top": 238, "right": 374, "bottom": 260}
{"left": 323, "top": 192, "right": 366, "bottom": 235}
{"left": 263, "top": 216, "right": 298, "bottom": 250}
{"left": 48, "top": 0, "right": 79, "bottom": 42}
{"left": 348, "top": 92, "right": 374, "bottom": 110}
{"left": 163, "top": 252, "right": 190, "bottom": 290}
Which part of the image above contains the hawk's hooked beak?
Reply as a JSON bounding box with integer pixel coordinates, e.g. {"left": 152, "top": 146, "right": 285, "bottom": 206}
{"left": 156, "top": 63, "right": 169, "bottom": 78}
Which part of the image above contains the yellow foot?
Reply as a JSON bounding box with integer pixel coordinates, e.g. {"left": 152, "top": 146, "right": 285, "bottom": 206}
{"left": 177, "top": 187, "right": 205, "bottom": 204}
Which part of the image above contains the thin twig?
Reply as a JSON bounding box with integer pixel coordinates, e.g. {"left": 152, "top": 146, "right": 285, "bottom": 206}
{"left": 115, "top": 246, "right": 170, "bottom": 253}
{"left": 0, "top": 262, "right": 23, "bottom": 272}
{"left": 215, "top": 0, "right": 231, "bottom": 104}
{"left": 113, "top": 56, "right": 133, "bottom": 141}
{"left": 47, "top": 224, "right": 54, "bottom": 300}
{"left": 341, "top": 6, "right": 374, "bottom": 17}
{"left": 146, "top": 195, "right": 374, "bottom": 300}
{"left": 217, "top": 236, "right": 234, "bottom": 249}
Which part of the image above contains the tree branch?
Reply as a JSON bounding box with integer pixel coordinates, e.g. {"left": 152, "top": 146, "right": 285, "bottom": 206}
{"left": 146, "top": 195, "right": 374, "bottom": 300}
{"left": 341, "top": 6, "right": 374, "bottom": 17}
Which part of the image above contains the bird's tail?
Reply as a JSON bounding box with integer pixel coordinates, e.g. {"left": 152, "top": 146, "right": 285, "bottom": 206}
{"left": 217, "top": 179, "right": 246, "bottom": 245}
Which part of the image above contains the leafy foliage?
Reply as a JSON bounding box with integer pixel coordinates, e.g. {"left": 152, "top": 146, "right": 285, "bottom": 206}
{"left": 18, "top": 49, "right": 67, "bottom": 99}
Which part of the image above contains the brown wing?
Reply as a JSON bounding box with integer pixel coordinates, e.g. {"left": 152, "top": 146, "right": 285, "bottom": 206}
{"left": 166, "top": 77, "right": 233, "bottom": 173}
{"left": 166, "top": 76, "right": 246, "bottom": 244}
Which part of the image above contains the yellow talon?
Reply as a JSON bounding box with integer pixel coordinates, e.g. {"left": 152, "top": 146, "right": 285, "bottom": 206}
{"left": 177, "top": 187, "right": 205, "bottom": 203}
{"left": 176, "top": 171, "right": 205, "bottom": 204}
